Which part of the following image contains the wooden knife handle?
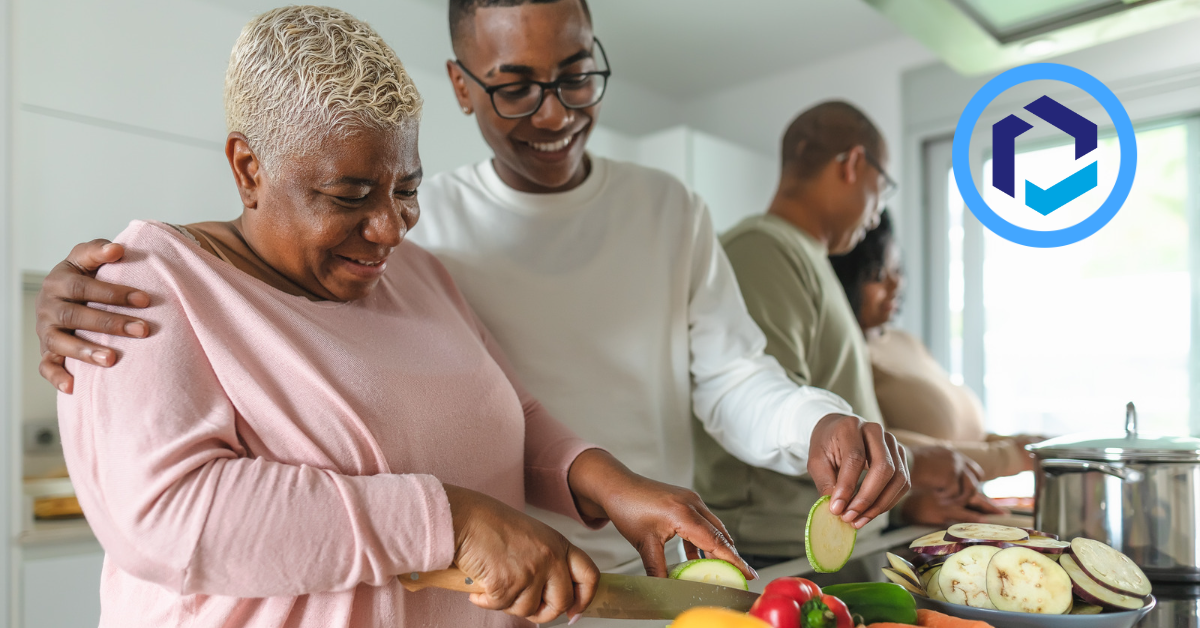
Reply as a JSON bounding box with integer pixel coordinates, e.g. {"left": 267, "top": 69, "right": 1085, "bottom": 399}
{"left": 401, "top": 568, "right": 486, "bottom": 594}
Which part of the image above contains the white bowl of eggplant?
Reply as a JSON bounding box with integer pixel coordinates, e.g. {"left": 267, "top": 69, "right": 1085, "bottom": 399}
{"left": 881, "top": 523, "right": 1156, "bottom": 628}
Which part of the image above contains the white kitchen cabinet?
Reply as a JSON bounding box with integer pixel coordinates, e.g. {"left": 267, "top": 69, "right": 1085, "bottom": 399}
{"left": 21, "top": 543, "right": 102, "bottom": 628}
{"left": 629, "top": 125, "right": 779, "bottom": 235}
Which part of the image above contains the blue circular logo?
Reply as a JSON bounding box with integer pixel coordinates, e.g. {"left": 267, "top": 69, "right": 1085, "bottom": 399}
{"left": 952, "top": 63, "right": 1137, "bottom": 248}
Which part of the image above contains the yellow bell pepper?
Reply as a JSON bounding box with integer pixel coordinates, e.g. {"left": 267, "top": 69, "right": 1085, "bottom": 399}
{"left": 670, "top": 607, "right": 773, "bottom": 628}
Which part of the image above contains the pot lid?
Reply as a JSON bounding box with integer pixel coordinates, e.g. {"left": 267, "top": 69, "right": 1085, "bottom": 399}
{"left": 1027, "top": 403, "right": 1200, "bottom": 462}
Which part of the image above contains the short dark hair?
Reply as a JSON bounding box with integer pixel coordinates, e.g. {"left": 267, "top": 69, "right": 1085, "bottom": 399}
{"left": 830, "top": 209, "right": 894, "bottom": 319}
{"left": 449, "top": 0, "right": 593, "bottom": 53}
{"left": 781, "top": 100, "right": 883, "bottom": 180}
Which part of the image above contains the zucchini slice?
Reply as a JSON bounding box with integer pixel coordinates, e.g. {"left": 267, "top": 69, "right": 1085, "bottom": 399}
{"left": 804, "top": 494, "right": 856, "bottom": 573}
{"left": 667, "top": 559, "right": 749, "bottom": 591}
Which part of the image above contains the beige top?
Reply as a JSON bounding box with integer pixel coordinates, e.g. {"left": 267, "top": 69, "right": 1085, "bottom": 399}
{"left": 869, "top": 328, "right": 1029, "bottom": 481}
{"left": 693, "top": 214, "right": 886, "bottom": 557}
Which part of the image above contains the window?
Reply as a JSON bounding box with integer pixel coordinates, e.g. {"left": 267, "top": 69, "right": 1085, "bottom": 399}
{"left": 932, "top": 119, "right": 1198, "bottom": 438}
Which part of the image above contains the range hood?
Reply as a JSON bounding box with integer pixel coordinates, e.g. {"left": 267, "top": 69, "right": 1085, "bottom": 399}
{"left": 864, "top": 0, "right": 1200, "bottom": 75}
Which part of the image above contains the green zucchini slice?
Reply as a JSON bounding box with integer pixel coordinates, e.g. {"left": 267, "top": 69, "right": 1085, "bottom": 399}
{"left": 804, "top": 494, "right": 857, "bottom": 573}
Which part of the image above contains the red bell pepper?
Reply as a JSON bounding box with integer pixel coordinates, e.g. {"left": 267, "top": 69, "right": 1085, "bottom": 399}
{"left": 748, "top": 593, "right": 802, "bottom": 628}
{"left": 762, "top": 577, "right": 821, "bottom": 607}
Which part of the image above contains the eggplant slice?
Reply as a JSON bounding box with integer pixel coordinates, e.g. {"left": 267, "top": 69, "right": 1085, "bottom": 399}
{"left": 1060, "top": 553, "right": 1146, "bottom": 611}
{"left": 944, "top": 523, "right": 1029, "bottom": 544}
{"left": 1069, "top": 537, "right": 1152, "bottom": 598}
{"left": 939, "top": 545, "right": 1001, "bottom": 609}
{"left": 985, "top": 546, "right": 1073, "bottom": 614}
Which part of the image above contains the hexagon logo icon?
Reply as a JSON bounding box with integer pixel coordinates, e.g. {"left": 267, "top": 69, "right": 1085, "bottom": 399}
{"left": 992, "top": 96, "right": 1098, "bottom": 216}
{"left": 952, "top": 63, "right": 1137, "bottom": 248}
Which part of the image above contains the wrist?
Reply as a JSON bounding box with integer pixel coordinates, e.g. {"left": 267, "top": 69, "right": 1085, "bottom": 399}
{"left": 567, "top": 448, "right": 627, "bottom": 521}
{"left": 442, "top": 483, "right": 485, "bottom": 552}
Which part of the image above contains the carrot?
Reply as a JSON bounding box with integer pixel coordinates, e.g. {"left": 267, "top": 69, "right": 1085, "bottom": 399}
{"left": 865, "top": 623, "right": 918, "bottom": 628}
{"left": 915, "top": 609, "right": 995, "bottom": 628}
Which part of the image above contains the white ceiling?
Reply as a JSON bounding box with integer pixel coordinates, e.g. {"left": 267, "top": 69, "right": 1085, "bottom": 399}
{"left": 586, "top": 0, "right": 903, "bottom": 98}
{"left": 369, "top": 0, "right": 905, "bottom": 99}
{"left": 197, "top": 0, "right": 911, "bottom": 134}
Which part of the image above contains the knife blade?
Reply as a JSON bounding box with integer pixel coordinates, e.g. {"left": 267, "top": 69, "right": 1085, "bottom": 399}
{"left": 402, "top": 568, "right": 760, "bottom": 620}
{"left": 579, "top": 572, "right": 760, "bottom": 619}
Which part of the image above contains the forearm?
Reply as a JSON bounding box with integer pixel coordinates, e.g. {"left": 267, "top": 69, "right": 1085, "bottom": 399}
{"left": 695, "top": 357, "right": 857, "bottom": 475}
{"left": 892, "top": 429, "right": 1020, "bottom": 481}
{"left": 889, "top": 427, "right": 947, "bottom": 449}
{"left": 959, "top": 439, "right": 1030, "bottom": 481}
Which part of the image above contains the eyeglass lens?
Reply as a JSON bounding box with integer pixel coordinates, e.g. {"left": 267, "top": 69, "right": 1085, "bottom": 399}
{"left": 492, "top": 74, "right": 607, "bottom": 118}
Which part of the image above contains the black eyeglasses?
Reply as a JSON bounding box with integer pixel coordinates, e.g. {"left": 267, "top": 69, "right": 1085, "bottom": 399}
{"left": 862, "top": 151, "right": 898, "bottom": 204}
{"left": 455, "top": 38, "right": 612, "bottom": 120}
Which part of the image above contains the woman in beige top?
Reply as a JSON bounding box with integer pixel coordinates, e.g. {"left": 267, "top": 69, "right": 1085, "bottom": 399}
{"left": 831, "top": 211, "right": 1039, "bottom": 481}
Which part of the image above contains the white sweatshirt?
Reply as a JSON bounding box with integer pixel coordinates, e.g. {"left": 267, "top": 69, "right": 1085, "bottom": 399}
{"left": 410, "top": 156, "right": 854, "bottom": 570}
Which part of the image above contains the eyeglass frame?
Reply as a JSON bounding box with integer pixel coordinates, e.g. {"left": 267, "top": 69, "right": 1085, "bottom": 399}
{"left": 454, "top": 37, "right": 612, "bottom": 120}
{"left": 836, "top": 149, "right": 898, "bottom": 203}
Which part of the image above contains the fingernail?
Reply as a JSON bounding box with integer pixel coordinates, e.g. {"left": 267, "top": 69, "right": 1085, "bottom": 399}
{"left": 124, "top": 321, "right": 147, "bottom": 337}
{"left": 91, "top": 350, "right": 111, "bottom": 365}
{"left": 57, "top": 381, "right": 69, "bottom": 393}
{"left": 128, "top": 292, "right": 150, "bottom": 308}
{"left": 842, "top": 510, "right": 859, "bottom": 522}
{"left": 568, "top": 614, "right": 581, "bottom": 625}
{"left": 831, "top": 499, "right": 846, "bottom": 515}
{"left": 854, "top": 517, "right": 869, "bottom": 528}
{"left": 750, "top": 566, "right": 760, "bottom": 580}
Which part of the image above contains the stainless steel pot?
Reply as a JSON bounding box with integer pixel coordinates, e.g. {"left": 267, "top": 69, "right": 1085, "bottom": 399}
{"left": 1028, "top": 403, "right": 1200, "bottom": 583}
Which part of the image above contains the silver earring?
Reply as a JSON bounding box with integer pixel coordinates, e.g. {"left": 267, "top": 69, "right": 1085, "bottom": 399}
{"left": 462, "top": 106, "right": 472, "bottom": 114}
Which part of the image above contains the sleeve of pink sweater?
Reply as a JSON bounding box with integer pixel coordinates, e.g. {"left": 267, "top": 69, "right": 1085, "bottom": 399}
{"left": 57, "top": 244, "right": 457, "bottom": 598}
{"left": 446, "top": 261, "right": 609, "bottom": 531}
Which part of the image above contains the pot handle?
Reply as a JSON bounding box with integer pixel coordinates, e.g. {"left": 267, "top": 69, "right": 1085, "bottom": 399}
{"left": 1041, "top": 459, "right": 1143, "bottom": 482}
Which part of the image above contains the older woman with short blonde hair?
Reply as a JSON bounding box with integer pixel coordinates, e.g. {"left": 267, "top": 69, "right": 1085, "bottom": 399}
{"left": 57, "top": 7, "right": 749, "bottom": 627}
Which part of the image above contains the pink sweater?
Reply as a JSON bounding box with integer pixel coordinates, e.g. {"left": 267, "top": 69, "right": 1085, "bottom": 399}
{"left": 58, "top": 220, "right": 602, "bottom": 628}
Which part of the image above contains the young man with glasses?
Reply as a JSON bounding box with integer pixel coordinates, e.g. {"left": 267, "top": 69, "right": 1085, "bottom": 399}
{"left": 33, "top": 0, "right": 915, "bottom": 576}
{"left": 698, "top": 101, "right": 1005, "bottom": 569}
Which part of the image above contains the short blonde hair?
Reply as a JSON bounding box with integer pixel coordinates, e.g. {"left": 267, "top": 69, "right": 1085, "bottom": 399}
{"left": 224, "top": 5, "right": 422, "bottom": 169}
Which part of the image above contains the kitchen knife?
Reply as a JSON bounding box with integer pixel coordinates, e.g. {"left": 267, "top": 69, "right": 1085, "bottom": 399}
{"left": 402, "top": 568, "right": 760, "bottom": 619}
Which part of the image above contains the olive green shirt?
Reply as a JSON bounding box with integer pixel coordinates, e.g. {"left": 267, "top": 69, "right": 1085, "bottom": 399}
{"left": 694, "top": 213, "right": 885, "bottom": 557}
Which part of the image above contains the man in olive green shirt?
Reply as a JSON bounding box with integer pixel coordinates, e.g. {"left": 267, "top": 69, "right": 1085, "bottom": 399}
{"left": 695, "top": 101, "right": 999, "bottom": 567}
